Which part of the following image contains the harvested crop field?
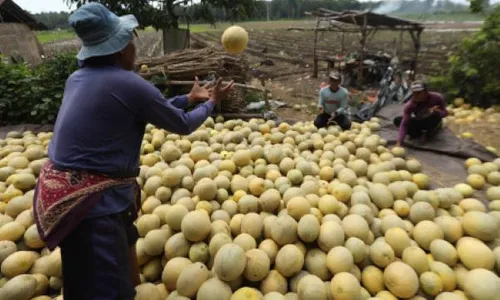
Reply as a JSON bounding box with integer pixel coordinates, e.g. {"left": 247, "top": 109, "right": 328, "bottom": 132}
{"left": 40, "top": 20, "right": 497, "bottom": 152}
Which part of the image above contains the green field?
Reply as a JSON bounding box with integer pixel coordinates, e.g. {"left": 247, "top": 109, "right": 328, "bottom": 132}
{"left": 35, "top": 12, "right": 485, "bottom": 44}
{"left": 36, "top": 29, "right": 76, "bottom": 44}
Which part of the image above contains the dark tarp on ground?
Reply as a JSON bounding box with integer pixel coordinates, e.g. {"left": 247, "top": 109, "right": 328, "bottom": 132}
{"left": 375, "top": 103, "right": 498, "bottom": 192}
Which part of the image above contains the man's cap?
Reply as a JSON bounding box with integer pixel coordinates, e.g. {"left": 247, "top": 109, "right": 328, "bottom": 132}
{"left": 410, "top": 81, "right": 427, "bottom": 92}
{"left": 329, "top": 71, "right": 341, "bottom": 80}
{"left": 68, "top": 3, "right": 139, "bottom": 60}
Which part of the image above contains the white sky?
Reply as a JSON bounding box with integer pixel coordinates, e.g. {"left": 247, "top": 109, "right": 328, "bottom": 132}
{"left": 15, "top": 0, "right": 74, "bottom": 13}
{"left": 14, "top": 0, "right": 480, "bottom": 13}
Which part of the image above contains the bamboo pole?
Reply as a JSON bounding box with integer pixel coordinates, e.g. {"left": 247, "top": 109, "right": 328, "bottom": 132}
{"left": 312, "top": 17, "right": 321, "bottom": 78}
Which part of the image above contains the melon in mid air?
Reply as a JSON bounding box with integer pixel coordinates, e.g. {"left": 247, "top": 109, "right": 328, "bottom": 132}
{"left": 221, "top": 25, "right": 249, "bottom": 54}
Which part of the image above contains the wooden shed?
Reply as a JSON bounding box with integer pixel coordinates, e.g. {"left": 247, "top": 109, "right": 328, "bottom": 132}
{"left": 0, "top": 0, "right": 48, "bottom": 65}
{"left": 296, "top": 9, "right": 424, "bottom": 85}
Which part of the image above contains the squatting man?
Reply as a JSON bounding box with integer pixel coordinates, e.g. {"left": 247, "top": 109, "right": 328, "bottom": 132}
{"left": 314, "top": 71, "right": 352, "bottom": 131}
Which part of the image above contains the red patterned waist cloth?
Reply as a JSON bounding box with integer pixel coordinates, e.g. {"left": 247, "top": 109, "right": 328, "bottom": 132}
{"left": 33, "top": 161, "right": 140, "bottom": 250}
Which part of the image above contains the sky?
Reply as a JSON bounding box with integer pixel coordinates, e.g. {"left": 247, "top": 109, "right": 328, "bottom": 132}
{"left": 14, "top": 0, "right": 477, "bottom": 13}
{"left": 15, "top": 0, "right": 74, "bottom": 13}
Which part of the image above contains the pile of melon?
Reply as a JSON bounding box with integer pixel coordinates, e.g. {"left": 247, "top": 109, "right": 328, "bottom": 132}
{"left": 444, "top": 100, "right": 500, "bottom": 154}
{"left": 1, "top": 117, "right": 500, "bottom": 300}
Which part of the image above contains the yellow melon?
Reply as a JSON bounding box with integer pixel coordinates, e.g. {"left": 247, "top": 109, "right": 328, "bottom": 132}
{"left": 341, "top": 214, "right": 369, "bottom": 241}
{"left": 435, "top": 292, "right": 464, "bottom": 300}
{"left": 317, "top": 221, "right": 345, "bottom": 252}
{"left": 413, "top": 173, "right": 429, "bottom": 189}
{"left": 412, "top": 220, "right": 444, "bottom": 250}
{"left": 434, "top": 216, "right": 463, "bottom": 244}
{"left": 176, "top": 262, "right": 210, "bottom": 298}
{"left": 231, "top": 287, "right": 263, "bottom": 300}
{"left": 430, "top": 239, "right": 458, "bottom": 267}
{"left": 213, "top": 244, "right": 246, "bottom": 281}
{"left": 197, "top": 277, "right": 232, "bottom": 300}
{"left": 161, "top": 257, "right": 192, "bottom": 291}
{"left": 430, "top": 261, "right": 457, "bottom": 292}
{"left": 260, "top": 270, "right": 287, "bottom": 295}
{"left": 383, "top": 261, "right": 419, "bottom": 298}
{"left": 456, "top": 237, "right": 495, "bottom": 270}
{"left": 344, "top": 237, "right": 367, "bottom": 264}
{"left": 275, "top": 245, "right": 304, "bottom": 277}
{"left": 271, "top": 215, "right": 298, "bottom": 246}
{"left": 287, "top": 197, "right": 311, "bottom": 221}
{"left": 486, "top": 186, "right": 500, "bottom": 201}
{"left": 330, "top": 272, "right": 361, "bottom": 300}
{"left": 467, "top": 174, "right": 485, "bottom": 190}
{"left": 462, "top": 211, "right": 498, "bottom": 242}
{"left": 370, "top": 240, "right": 395, "bottom": 268}
{"left": 361, "top": 265, "right": 384, "bottom": 295}
{"left": 384, "top": 227, "right": 410, "bottom": 258}
{"left": 376, "top": 290, "right": 398, "bottom": 300}
{"left": 297, "top": 214, "right": 320, "bottom": 243}
{"left": 243, "top": 249, "right": 270, "bottom": 282}
{"left": 463, "top": 268, "right": 500, "bottom": 300}
{"left": 402, "top": 246, "right": 429, "bottom": 275}
{"left": 420, "top": 271, "right": 443, "bottom": 296}
{"left": 297, "top": 274, "right": 327, "bottom": 300}
{"left": 326, "top": 246, "right": 354, "bottom": 274}
{"left": 181, "top": 210, "right": 211, "bottom": 242}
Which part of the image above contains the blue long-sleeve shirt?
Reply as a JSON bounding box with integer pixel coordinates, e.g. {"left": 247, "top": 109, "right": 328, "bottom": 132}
{"left": 48, "top": 65, "right": 214, "bottom": 218}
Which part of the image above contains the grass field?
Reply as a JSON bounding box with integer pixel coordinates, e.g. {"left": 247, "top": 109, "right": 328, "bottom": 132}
{"left": 36, "top": 29, "right": 76, "bottom": 44}
{"left": 35, "top": 12, "right": 485, "bottom": 44}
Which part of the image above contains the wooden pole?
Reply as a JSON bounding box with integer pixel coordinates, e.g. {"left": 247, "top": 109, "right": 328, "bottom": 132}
{"left": 312, "top": 17, "right": 321, "bottom": 78}
{"left": 341, "top": 31, "right": 345, "bottom": 58}
{"left": 408, "top": 28, "right": 423, "bottom": 81}
{"left": 357, "top": 14, "right": 368, "bottom": 87}
{"left": 399, "top": 29, "right": 404, "bottom": 57}
{"left": 260, "top": 78, "right": 271, "bottom": 111}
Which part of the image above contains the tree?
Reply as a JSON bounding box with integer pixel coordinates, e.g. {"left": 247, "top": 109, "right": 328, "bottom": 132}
{"left": 445, "top": 6, "right": 500, "bottom": 106}
{"left": 33, "top": 11, "right": 72, "bottom": 30}
{"left": 65, "top": 0, "right": 260, "bottom": 29}
{"left": 468, "top": 0, "right": 489, "bottom": 13}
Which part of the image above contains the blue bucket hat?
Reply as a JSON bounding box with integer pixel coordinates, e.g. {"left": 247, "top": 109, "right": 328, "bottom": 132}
{"left": 69, "top": 3, "right": 138, "bottom": 60}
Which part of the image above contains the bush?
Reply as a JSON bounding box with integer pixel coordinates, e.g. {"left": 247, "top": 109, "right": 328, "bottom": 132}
{"left": 446, "top": 7, "right": 500, "bottom": 107}
{"left": 0, "top": 52, "right": 79, "bottom": 125}
{"left": 426, "top": 76, "right": 455, "bottom": 100}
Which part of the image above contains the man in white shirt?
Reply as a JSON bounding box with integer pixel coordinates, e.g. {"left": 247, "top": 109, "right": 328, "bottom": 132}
{"left": 314, "top": 71, "right": 352, "bottom": 130}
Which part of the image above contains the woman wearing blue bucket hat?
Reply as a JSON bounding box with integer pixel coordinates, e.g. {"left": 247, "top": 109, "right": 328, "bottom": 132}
{"left": 32, "top": 3, "right": 233, "bottom": 299}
